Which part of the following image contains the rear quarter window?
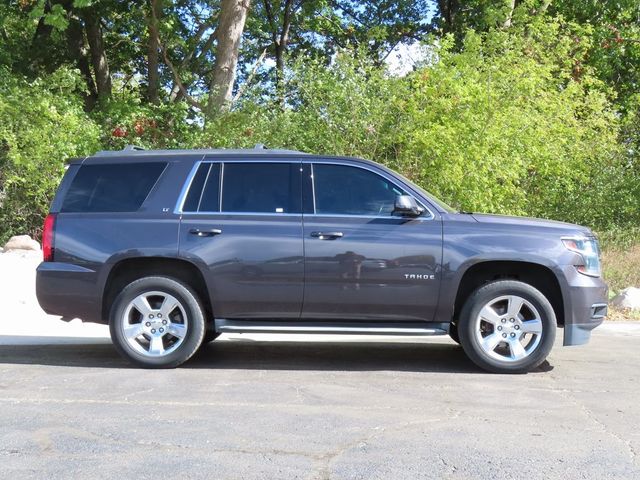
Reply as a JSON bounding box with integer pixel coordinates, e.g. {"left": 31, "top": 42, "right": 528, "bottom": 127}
{"left": 61, "top": 162, "right": 166, "bottom": 213}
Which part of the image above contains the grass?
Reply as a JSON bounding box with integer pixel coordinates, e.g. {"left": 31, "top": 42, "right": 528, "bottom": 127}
{"left": 607, "top": 306, "right": 640, "bottom": 321}
{"left": 599, "top": 231, "right": 640, "bottom": 321}
{"left": 601, "top": 242, "right": 640, "bottom": 294}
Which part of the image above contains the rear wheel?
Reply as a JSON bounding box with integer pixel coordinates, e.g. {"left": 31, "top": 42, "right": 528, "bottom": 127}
{"left": 458, "top": 280, "right": 556, "bottom": 374}
{"left": 109, "top": 276, "right": 206, "bottom": 368}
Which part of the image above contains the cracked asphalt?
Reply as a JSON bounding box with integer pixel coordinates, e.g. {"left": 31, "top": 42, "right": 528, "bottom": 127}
{"left": 0, "top": 324, "right": 639, "bottom": 479}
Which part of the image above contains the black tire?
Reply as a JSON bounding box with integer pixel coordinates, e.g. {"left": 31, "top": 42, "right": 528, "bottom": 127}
{"left": 109, "top": 276, "right": 206, "bottom": 368}
{"left": 457, "top": 280, "right": 556, "bottom": 374}
{"left": 448, "top": 322, "right": 461, "bottom": 344}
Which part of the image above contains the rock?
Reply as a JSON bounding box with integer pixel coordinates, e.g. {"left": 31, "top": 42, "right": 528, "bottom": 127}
{"left": 611, "top": 287, "right": 640, "bottom": 310}
{"left": 3, "top": 235, "right": 41, "bottom": 252}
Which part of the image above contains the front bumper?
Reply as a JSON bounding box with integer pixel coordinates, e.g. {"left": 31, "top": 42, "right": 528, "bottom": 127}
{"left": 560, "top": 265, "right": 608, "bottom": 346}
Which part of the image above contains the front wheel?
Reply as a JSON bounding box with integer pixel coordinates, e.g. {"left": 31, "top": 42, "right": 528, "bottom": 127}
{"left": 109, "top": 276, "right": 206, "bottom": 368}
{"left": 457, "top": 280, "right": 556, "bottom": 374}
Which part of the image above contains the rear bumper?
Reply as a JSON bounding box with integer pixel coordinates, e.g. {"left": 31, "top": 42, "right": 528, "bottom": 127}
{"left": 561, "top": 265, "right": 608, "bottom": 346}
{"left": 36, "top": 262, "right": 103, "bottom": 323}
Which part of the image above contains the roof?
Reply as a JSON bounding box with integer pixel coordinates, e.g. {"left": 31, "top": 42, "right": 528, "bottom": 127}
{"left": 93, "top": 144, "right": 307, "bottom": 157}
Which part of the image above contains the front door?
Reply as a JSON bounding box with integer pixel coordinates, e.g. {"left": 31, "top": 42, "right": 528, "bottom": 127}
{"left": 302, "top": 162, "right": 442, "bottom": 322}
{"left": 178, "top": 160, "right": 304, "bottom": 319}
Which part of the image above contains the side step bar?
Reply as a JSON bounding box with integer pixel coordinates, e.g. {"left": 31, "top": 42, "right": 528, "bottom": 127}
{"left": 214, "top": 319, "right": 449, "bottom": 336}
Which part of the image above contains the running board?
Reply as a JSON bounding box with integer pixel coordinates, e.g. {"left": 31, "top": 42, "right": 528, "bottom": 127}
{"left": 214, "top": 319, "right": 449, "bottom": 336}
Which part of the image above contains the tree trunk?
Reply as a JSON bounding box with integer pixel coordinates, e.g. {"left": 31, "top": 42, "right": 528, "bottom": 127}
{"left": 274, "top": 42, "right": 285, "bottom": 84}
{"left": 263, "top": 0, "right": 293, "bottom": 106}
{"left": 84, "top": 11, "right": 112, "bottom": 101}
{"left": 208, "top": 0, "right": 251, "bottom": 116}
{"left": 147, "top": 0, "right": 162, "bottom": 104}
{"left": 438, "top": 0, "right": 458, "bottom": 33}
{"left": 503, "top": 0, "right": 516, "bottom": 28}
{"left": 67, "top": 17, "right": 98, "bottom": 110}
{"left": 29, "top": 1, "right": 54, "bottom": 72}
{"left": 276, "top": 0, "right": 293, "bottom": 104}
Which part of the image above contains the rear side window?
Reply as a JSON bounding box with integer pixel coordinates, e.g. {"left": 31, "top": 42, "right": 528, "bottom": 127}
{"left": 221, "top": 163, "right": 301, "bottom": 214}
{"left": 61, "top": 162, "right": 166, "bottom": 213}
{"left": 182, "top": 163, "right": 221, "bottom": 212}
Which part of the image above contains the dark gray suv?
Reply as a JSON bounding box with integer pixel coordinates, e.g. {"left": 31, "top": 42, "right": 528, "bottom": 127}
{"left": 36, "top": 146, "right": 608, "bottom": 373}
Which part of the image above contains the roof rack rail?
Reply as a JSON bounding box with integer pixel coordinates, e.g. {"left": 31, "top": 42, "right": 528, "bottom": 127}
{"left": 92, "top": 146, "right": 307, "bottom": 157}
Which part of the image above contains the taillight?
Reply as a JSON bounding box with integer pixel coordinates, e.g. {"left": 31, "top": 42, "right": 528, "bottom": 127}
{"left": 42, "top": 213, "right": 57, "bottom": 262}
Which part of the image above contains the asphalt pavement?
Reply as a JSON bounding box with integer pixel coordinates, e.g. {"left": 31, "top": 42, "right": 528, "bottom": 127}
{"left": 0, "top": 324, "right": 639, "bottom": 479}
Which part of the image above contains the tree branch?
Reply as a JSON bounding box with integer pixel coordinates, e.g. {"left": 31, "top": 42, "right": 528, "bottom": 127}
{"left": 159, "top": 41, "right": 205, "bottom": 110}
{"left": 233, "top": 47, "right": 268, "bottom": 103}
{"left": 330, "top": 0, "right": 366, "bottom": 27}
{"left": 503, "top": 0, "right": 516, "bottom": 28}
{"left": 279, "top": 0, "right": 294, "bottom": 48}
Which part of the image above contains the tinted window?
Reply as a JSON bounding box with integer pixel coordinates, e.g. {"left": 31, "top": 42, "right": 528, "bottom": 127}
{"left": 61, "top": 162, "right": 165, "bottom": 213}
{"left": 222, "top": 163, "right": 301, "bottom": 214}
{"left": 182, "top": 163, "right": 221, "bottom": 212}
{"left": 313, "top": 164, "right": 405, "bottom": 216}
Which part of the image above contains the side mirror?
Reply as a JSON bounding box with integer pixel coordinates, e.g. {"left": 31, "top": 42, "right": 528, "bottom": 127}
{"left": 393, "top": 195, "right": 424, "bottom": 217}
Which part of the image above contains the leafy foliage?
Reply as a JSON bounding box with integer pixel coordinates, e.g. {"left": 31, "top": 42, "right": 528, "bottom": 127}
{"left": 203, "top": 27, "right": 637, "bottom": 231}
{"left": 399, "top": 26, "right": 629, "bottom": 228}
{"left": 0, "top": 68, "right": 100, "bottom": 242}
{"left": 0, "top": 1, "right": 638, "bottom": 247}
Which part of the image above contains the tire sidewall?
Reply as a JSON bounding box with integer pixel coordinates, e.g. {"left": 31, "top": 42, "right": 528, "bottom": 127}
{"left": 109, "top": 276, "right": 206, "bottom": 368}
{"left": 458, "top": 280, "right": 557, "bottom": 374}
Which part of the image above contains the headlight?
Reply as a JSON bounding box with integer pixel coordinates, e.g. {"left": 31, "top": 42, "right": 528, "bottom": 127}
{"left": 562, "top": 236, "right": 601, "bottom": 277}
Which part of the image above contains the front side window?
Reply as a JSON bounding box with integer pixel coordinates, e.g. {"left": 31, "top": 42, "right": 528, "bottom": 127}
{"left": 222, "top": 163, "right": 301, "bottom": 214}
{"left": 313, "top": 164, "right": 405, "bottom": 216}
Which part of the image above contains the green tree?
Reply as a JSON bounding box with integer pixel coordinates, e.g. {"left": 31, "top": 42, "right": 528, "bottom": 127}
{"left": 0, "top": 67, "right": 101, "bottom": 242}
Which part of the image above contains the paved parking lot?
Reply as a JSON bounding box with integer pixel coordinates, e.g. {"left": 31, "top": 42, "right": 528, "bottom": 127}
{"left": 0, "top": 325, "right": 639, "bottom": 479}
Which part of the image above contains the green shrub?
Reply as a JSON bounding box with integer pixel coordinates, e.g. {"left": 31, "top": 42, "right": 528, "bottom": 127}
{"left": 200, "top": 52, "right": 402, "bottom": 163}
{"left": 0, "top": 68, "right": 100, "bottom": 243}
{"left": 1, "top": 20, "right": 637, "bottom": 245}
{"left": 399, "top": 27, "right": 630, "bottom": 227}
{"left": 91, "top": 89, "right": 202, "bottom": 151}
{"left": 202, "top": 27, "right": 637, "bottom": 233}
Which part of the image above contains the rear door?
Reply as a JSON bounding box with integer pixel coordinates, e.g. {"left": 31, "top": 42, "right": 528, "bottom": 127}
{"left": 301, "top": 161, "right": 443, "bottom": 322}
{"left": 178, "top": 159, "right": 304, "bottom": 319}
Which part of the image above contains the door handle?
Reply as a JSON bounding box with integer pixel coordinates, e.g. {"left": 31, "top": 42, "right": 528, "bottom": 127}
{"left": 310, "top": 231, "right": 343, "bottom": 240}
{"left": 189, "top": 228, "right": 222, "bottom": 237}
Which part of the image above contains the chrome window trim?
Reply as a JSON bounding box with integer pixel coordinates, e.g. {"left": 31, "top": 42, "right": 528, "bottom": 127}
{"left": 175, "top": 158, "right": 437, "bottom": 220}
{"left": 218, "top": 162, "right": 224, "bottom": 213}
{"left": 310, "top": 163, "right": 317, "bottom": 214}
{"left": 179, "top": 211, "right": 303, "bottom": 217}
{"left": 301, "top": 213, "right": 431, "bottom": 220}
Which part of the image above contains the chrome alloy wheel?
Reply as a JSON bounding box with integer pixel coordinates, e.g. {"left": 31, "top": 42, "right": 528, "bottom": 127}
{"left": 121, "top": 291, "right": 188, "bottom": 357}
{"left": 474, "top": 294, "right": 543, "bottom": 362}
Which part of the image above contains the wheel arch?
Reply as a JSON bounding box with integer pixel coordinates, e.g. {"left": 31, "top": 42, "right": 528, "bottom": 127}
{"left": 101, "top": 257, "right": 212, "bottom": 324}
{"left": 451, "top": 260, "right": 565, "bottom": 327}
